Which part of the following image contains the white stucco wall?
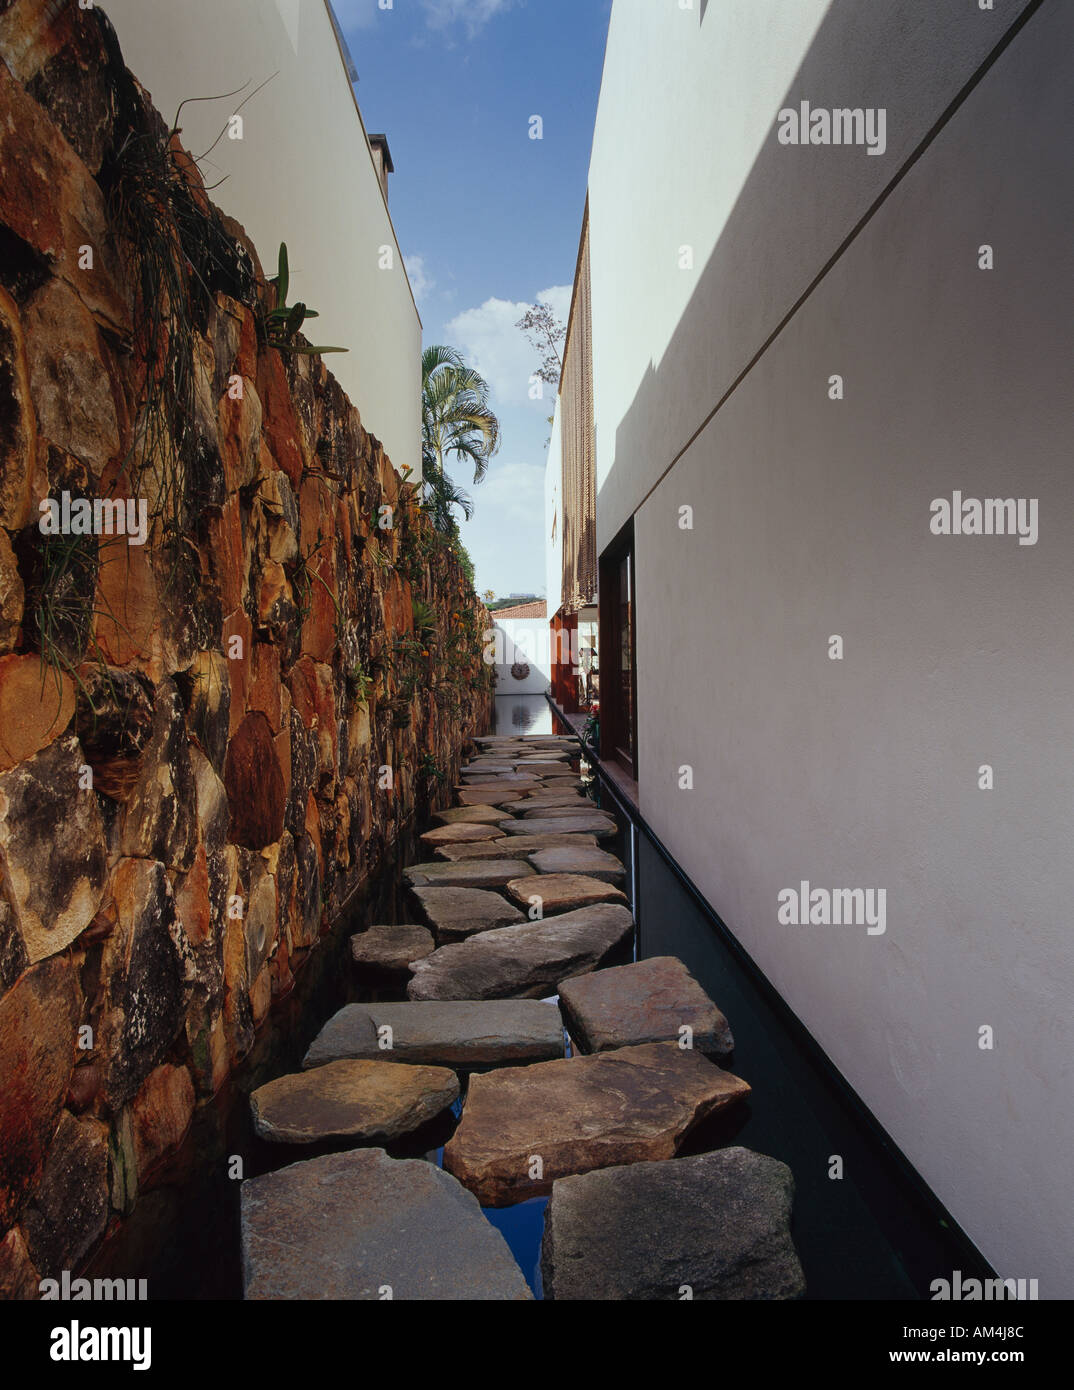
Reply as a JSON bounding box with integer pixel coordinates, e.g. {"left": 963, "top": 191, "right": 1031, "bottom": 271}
{"left": 102, "top": 0, "right": 421, "bottom": 476}
{"left": 588, "top": 0, "right": 1038, "bottom": 551}
{"left": 545, "top": 404, "right": 563, "bottom": 618}
{"left": 493, "top": 617, "right": 551, "bottom": 696}
{"left": 589, "top": 0, "right": 1072, "bottom": 1291}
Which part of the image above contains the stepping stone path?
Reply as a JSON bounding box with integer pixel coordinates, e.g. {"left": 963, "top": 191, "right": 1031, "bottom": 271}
{"left": 419, "top": 822, "right": 505, "bottom": 846}
{"left": 411, "top": 886, "right": 526, "bottom": 941}
{"left": 242, "top": 1149, "right": 532, "bottom": 1300}
{"left": 432, "top": 804, "right": 506, "bottom": 825}
{"left": 250, "top": 1059, "right": 459, "bottom": 1145}
{"left": 351, "top": 924, "right": 435, "bottom": 974}
{"left": 404, "top": 859, "right": 536, "bottom": 890}
{"left": 442, "top": 1042, "right": 750, "bottom": 1206}
{"left": 303, "top": 1000, "right": 565, "bottom": 1069}
{"left": 498, "top": 813, "right": 618, "bottom": 840}
{"left": 527, "top": 845, "right": 625, "bottom": 882}
{"left": 407, "top": 905, "right": 634, "bottom": 1002}
{"left": 505, "top": 872, "right": 628, "bottom": 915}
{"left": 541, "top": 1148, "right": 804, "bottom": 1301}
{"left": 434, "top": 832, "right": 600, "bottom": 862}
{"left": 498, "top": 795, "right": 587, "bottom": 813}
{"left": 558, "top": 955, "right": 735, "bottom": 1055}
{"left": 243, "top": 733, "right": 803, "bottom": 1299}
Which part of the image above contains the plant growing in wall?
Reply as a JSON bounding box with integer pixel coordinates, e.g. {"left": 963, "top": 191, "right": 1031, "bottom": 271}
{"left": 412, "top": 598, "right": 437, "bottom": 643}
{"left": 266, "top": 243, "right": 348, "bottom": 356}
{"left": 348, "top": 659, "right": 372, "bottom": 709}
{"left": 418, "top": 752, "right": 446, "bottom": 786}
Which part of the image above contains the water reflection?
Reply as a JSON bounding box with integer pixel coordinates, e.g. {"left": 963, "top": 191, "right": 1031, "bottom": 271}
{"left": 495, "top": 694, "right": 553, "bottom": 735}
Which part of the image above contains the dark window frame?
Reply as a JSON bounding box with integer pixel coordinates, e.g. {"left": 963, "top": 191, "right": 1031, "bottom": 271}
{"left": 598, "top": 520, "right": 638, "bottom": 778}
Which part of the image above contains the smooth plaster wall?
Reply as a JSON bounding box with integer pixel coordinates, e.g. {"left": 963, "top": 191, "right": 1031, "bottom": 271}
{"left": 545, "top": 405, "right": 564, "bottom": 618}
{"left": 588, "top": 0, "right": 1039, "bottom": 551}
{"left": 631, "top": 0, "right": 1073, "bottom": 1292}
{"left": 103, "top": 0, "right": 422, "bottom": 476}
{"left": 493, "top": 617, "right": 552, "bottom": 695}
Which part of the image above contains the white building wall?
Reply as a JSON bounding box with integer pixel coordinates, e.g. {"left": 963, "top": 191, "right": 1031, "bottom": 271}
{"left": 544, "top": 404, "right": 564, "bottom": 618}
{"left": 102, "top": 0, "right": 421, "bottom": 476}
{"left": 493, "top": 617, "right": 551, "bottom": 696}
{"left": 588, "top": 0, "right": 1072, "bottom": 1292}
{"left": 588, "top": 0, "right": 1039, "bottom": 551}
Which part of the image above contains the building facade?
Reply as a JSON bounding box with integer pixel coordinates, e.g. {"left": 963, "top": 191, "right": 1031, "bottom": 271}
{"left": 102, "top": 0, "right": 422, "bottom": 475}
{"left": 556, "top": 0, "right": 1073, "bottom": 1294}
{"left": 545, "top": 204, "right": 598, "bottom": 715}
{"left": 489, "top": 600, "right": 551, "bottom": 697}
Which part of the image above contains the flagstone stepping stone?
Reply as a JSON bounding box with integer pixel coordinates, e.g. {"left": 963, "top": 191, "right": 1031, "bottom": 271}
{"left": 499, "top": 814, "right": 617, "bottom": 840}
{"left": 457, "top": 788, "right": 529, "bottom": 806}
{"left": 528, "top": 846, "right": 626, "bottom": 884}
{"left": 419, "top": 822, "right": 505, "bottom": 847}
{"left": 510, "top": 784, "right": 583, "bottom": 796}
{"left": 411, "top": 886, "right": 526, "bottom": 941}
{"left": 406, "top": 904, "right": 634, "bottom": 1002}
{"left": 250, "top": 1059, "right": 459, "bottom": 1145}
{"left": 241, "top": 1148, "right": 532, "bottom": 1300}
{"left": 303, "top": 1000, "right": 565, "bottom": 1069}
{"left": 558, "top": 956, "right": 734, "bottom": 1056}
{"left": 517, "top": 804, "right": 604, "bottom": 819}
{"left": 507, "top": 873, "right": 627, "bottom": 915}
{"left": 442, "top": 1043, "right": 751, "bottom": 1206}
{"left": 460, "top": 763, "right": 515, "bottom": 774}
{"left": 512, "top": 783, "right": 583, "bottom": 796}
{"left": 540, "top": 1147, "right": 804, "bottom": 1301}
{"left": 351, "top": 924, "right": 435, "bottom": 973}
{"left": 405, "top": 859, "right": 535, "bottom": 890}
{"left": 456, "top": 775, "right": 540, "bottom": 788}
{"left": 436, "top": 832, "right": 600, "bottom": 861}
{"left": 499, "top": 794, "right": 585, "bottom": 813}
{"left": 432, "top": 804, "right": 506, "bottom": 826}
{"left": 456, "top": 784, "right": 541, "bottom": 800}
{"left": 435, "top": 840, "right": 537, "bottom": 862}
{"left": 493, "top": 832, "right": 602, "bottom": 853}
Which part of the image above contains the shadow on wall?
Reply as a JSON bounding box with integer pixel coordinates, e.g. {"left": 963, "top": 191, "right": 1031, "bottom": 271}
{"left": 597, "top": 0, "right": 1043, "bottom": 549}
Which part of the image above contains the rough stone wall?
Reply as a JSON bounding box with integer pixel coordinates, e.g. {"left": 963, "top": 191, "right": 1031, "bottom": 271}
{"left": 0, "top": 1, "right": 493, "bottom": 1293}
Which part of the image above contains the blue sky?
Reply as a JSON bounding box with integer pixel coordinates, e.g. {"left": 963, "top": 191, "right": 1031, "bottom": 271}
{"left": 331, "top": 0, "right": 611, "bottom": 598}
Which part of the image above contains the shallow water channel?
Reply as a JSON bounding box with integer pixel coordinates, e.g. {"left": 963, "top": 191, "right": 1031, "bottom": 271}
{"left": 84, "top": 723, "right": 990, "bottom": 1300}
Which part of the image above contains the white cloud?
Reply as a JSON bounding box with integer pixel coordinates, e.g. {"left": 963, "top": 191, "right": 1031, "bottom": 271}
{"left": 404, "top": 254, "right": 435, "bottom": 305}
{"left": 457, "top": 457, "right": 548, "bottom": 594}
{"left": 444, "top": 285, "right": 572, "bottom": 408}
{"left": 469, "top": 458, "right": 546, "bottom": 526}
{"left": 421, "top": 0, "right": 516, "bottom": 39}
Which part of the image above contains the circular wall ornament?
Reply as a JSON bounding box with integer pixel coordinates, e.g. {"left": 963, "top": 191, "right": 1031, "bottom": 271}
{"left": 510, "top": 661, "right": 530, "bottom": 681}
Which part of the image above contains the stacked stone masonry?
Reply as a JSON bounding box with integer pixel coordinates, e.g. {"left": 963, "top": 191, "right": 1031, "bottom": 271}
{"left": 0, "top": 2, "right": 492, "bottom": 1294}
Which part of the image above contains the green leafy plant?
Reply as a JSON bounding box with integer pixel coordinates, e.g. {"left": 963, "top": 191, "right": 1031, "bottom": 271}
{"left": 266, "top": 243, "right": 348, "bottom": 356}
{"left": 421, "top": 345, "right": 500, "bottom": 532}
{"left": 349, "top": 659, "right": 372, "bottom": 709}
{"left": 418, "top": 752, "right": 446, "bottom": 785}
{"left": 368, "top": 537, "right": 394, "bottom": 572}
{"left": 412, "top": 598, "right": 436, "bottom": 641}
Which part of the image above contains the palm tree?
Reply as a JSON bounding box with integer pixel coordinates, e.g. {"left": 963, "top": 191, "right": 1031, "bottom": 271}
{"left": 421, "top": 345, "right": 500, "bottom": 532}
